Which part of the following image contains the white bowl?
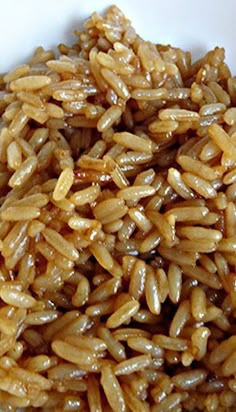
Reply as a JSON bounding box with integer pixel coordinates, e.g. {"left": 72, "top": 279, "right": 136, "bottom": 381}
{"left": 1, "top": 0, "right": 236, "bottom": 73}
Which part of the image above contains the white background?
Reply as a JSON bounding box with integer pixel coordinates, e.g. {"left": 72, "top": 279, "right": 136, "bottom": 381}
{"left": 1, "top": 0, "right": 236, "bottom": 73}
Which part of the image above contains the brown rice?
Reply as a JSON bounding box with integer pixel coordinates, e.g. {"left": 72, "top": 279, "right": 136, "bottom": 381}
{"left": 0, "top": 5, "right": 236, "bottom": 411}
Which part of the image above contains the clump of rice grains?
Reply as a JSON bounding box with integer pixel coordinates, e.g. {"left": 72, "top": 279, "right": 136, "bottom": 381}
{"left": 2, "top": 5, "right": 236, "bottom": 412}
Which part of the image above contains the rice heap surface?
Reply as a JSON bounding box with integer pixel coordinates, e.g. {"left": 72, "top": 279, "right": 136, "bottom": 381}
{"left": 1, "top": 5, "right": 236, "bottom": 411}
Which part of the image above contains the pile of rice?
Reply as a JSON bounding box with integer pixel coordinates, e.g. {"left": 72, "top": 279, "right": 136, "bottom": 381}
{"left": 1, "top": 5, "right": 236, "bottom": 411}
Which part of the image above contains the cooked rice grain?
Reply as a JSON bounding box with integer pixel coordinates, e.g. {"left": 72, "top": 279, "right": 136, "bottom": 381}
{"left": 9, "top": 75, "right": 51, "bottom": 92}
